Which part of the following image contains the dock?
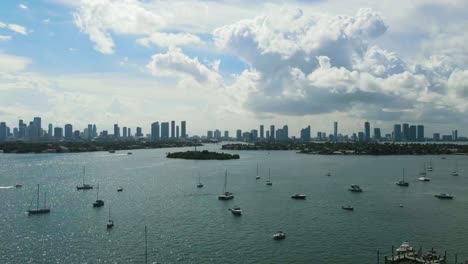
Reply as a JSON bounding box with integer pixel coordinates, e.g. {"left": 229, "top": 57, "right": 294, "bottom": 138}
{"left": 385, "top": 252, "right": 445, "bottom": 263}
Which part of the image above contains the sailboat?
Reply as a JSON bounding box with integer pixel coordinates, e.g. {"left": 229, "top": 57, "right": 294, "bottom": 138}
{"left": 256, "top": 163, "right": 260, "bottom": 179}
{"left": 396, "top": 168, "right": 409, "bottom": 186}
{"left": 427, "top": 160, "right": 433, "bottom": 172}
{"left": 451, "top": 161, "right": 459, "bottom": 176}
{"left": 27, "top": 184, "right": 50, "bottom": 215}
{"left": 106, "top": 206, "right": 114, "bottom": 228}
{"left": 266, "top": 168, "right": 272, "bottom": 186}
{"left": 197, "top": 173, "right": 204, "bottom": 188}
{"left": 76, "top": 166, "right": 93, "bottom": 190}
{"left": 218, "top": 170, "right": 234, "bottom": 200}
{"left": 326, "top": 168, "right": 331, "bottom": 177}
{"left": 93, "top": 183, "right": 104, "bottom": 207}
{"left": 418, "top": 163, "right": 430, "bottom": 181}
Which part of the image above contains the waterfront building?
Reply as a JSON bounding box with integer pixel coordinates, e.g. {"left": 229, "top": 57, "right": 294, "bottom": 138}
{"left": 54, "top": 127, "right": 63, "bottom": 139}
{"left": 236, "top": 129, "right": 242, "bottom": 141}
{"left": 334, "top": 122, "right": 338, "bottom": 141}
{"left": 181, "top": 121, "right": 186, "bottom": 138}
{"left": 417, "top": 125, "right": 424, "bottom": 142}
{"left": 161, "top": 122, "right": 169, "bottom": 140}
{"left": 171, "top": 121, "right": 175, "bottom": 139}
{"left": 65, "top": 124, "right": 73, "bottom": 138}
{"left": 151, "top": 122, "right": 160, "bottom": 141}
{"left": 260, "top": 125, "right": 264, "bottom": 140}
{"left": 393, "top": 124, "right": 402, "bottom": 141}
{"left": 364, "top": 121, "right": 370, "bottom": 142}
{"left": 270, "top": 125, "right": 275, "bottom": 140}
{"left": 114, "top": 124, "right": 120, "bottom": 138}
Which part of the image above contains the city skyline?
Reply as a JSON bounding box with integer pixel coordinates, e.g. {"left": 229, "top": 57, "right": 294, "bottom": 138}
{"left": 0, "top": 1, "right": 467, "bottom": 136}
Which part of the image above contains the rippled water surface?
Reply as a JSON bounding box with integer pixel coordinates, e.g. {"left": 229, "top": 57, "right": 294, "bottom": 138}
{"left": 1, "top": 144, "right": 467, "bottom": 263}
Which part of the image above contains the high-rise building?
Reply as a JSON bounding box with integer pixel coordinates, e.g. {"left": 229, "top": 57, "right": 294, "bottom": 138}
{"left": 181, "top": 121, "right": 186, "bottom": 138}
{"left": 417, "top": 125, "right": 424, "bottom": 142}
{"left": 114, "top": 124, "right": 120, "bottom": 138}
{"left": 393, "top": 124, "right": 402, "bottom": 141}
{"left": 266, "top": 131, "right": 270, "bottom": 140}
{"left": 364, "top": 121, "right": 370, "bottom": 142}
{"left": 48, "top": 123, "right": 53, "bottom": 137}
{"left": 65, "top": 124, "right": 73, "bottom": 138}
{"left": 270, "top": 125, "right": 275, "bottom": 140}
{"left": 409, "top": 125, "right": 417, "bottom": 141}
{"left": 373, "top": 128, "right": 381, "bottom": 140}
{"left": 0, "top": 122, "right": 6, "bottom": 142}
{"left": 88, "top": 124, "right": 93, "bottom": 139}
{"left": 92, "top": 124, "right": 97, "bottom": 137}
{"left": 358, "top": 132, "right": 365, "bottom": 142}
{"left": 33, "top": 117, "right": 41, "bottom": 133}
{"left": 300, "top": 125, "right": 311, "bottom": 142}
{"left": 151, "top": 122, "right": 160, "bottom": 141}
{"left": 224, "top": 131, "right": 229, "bottom": 139}
{"left": 161, "top": 122, "right": 170, "bottom": 140}
{"left": 260, "top": 125, "right": 264, "bottom": 140}
{"left": 171, "top": 121, "right": 175, "bottom": 139}
{"left": 176, "top": 126, "right": 179, "bottom": 138}
{"left": 123, "top": 126, "right": 127, "bottom": 138}
{"left": 283, "top": 125, "right": 289, "bottom": 141}
{"left": 127, "top": 128, "right": 131, "bottom": 137}
{"left": 452, "top": 130, "right": 458, "bottom": 141}
{"left": 207, "top": 131, "right": 213, "bottom": 139}
{"left": 433, "top": 133, "right": 440, "bottom": 141}
{"left": 402, "top": 123, "right": 409, "bottom": 141}
{"left": 136, "top": 127, "right": 142, "bottom": 137}
{"left": 334, "top": 122, "right": 338, "bottom": 141}
{"left": 18, "top": 120, "right": 25, "bottom": 138}
{"left": 54, "top": 127, "right": 63, "bottom": 138}
{"left": 251, "top": 129, "right": 258, "bottom": 141}
{"left": 214, "top": 129, "right": 221, "bottom": 139}
{"left": 73, "top": 130, "right": 80, "bottom": 138}
{"left": 236, "top": 129, "right": 242, "bottom": 141}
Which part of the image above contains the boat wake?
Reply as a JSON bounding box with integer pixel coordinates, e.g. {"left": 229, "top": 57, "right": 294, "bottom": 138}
{"left": 0, "top": 186, "right": 15, "bottom": 189}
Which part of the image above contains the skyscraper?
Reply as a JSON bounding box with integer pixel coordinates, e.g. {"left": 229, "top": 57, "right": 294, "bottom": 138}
{"left": 161, "top": 122, "right": 169, "bottom": 140}
{"left": 270, "top": 125, "right": 275, "bottom": 140}
{"left": 114, "top": 124, "right": 120, "bottom": 138}
{"left": 123, "top": 126, "right": 127, "bottom": 138}
{"left": 236, "top": 129, "right": 242, "bottom": 141}
{"left": 364, "top": 121, "right": 370, "bottom": 142}
{"left": 373, "top": 128, "right": 381, "bottom": 140}
{"left": 260, "top": 125, "right": 264, "bottom": 140}
{"left": 207, "top": 131, "right": 213, "bottom": 139}
{"left": 171, "top": 121, "right": 175, "bottom": 139}
{"left": 393, "top": 124, "right": 402, "bottom": 141}
{"left": 452, "top": 130, "right": 458, "bottom": 141}
{"left": 181, "top": 121, "right": 186, "bottom": 138}
{"left": 33, "top": 117, "right": 41, "bottom": 134}
{"left": 334, "top": 122, "right": 338, "bottom": 142}
{"left": 409, "top": 125, "right": 417, "bottom": 141}
{"left": 224, "top": 131, "right": 229, "bottom": 139}
{"left": 251, "top": 129, "right": 258, "bottom": 141}
{"left": 266, "top": 131, "right": 270, "bottom": 140}
{"left": 136, "top": 127, "right": 142, "bottom": 137}
{"left": 300, "top": 125, "right": 311, "bottom": 142}
{"left": 18, "top": 120, "right": 25, "bottom": 138}
{"left": 92, "top": 124, "right": 97, "bottom": 137}
{"left": 402, "top": 123, "right": 409, "bottom": 141}
{"left": 176, "top": 126, "right": 179, "bottom": 138}
{"left": 48, "top": 123, "right": 53, "bottom": 137}
{"left": 283, "top": 125, "right": 289, "bottom": 141}
{"left": 0, "top": 122, "right": 6, "bottom": 142}
{"left": 54, "top": 127, "right": 63, "bottom": 138}
{"left": 65, "top": 124, "right": 73, "bottom": 138}
{"left": 151, "top": 122, "right": 160, "bottom": 141}
{"left": 417, "top": 125, "right": 424, "bottom": 141}
{"left": 88, "top": 124, "right": 93, "bottom": 139}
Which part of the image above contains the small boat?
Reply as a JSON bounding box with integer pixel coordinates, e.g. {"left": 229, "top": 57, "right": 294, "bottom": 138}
{"left": 396, "top": 241, "right": 414, "bottom": 253}
{"left": 265, "top": 168, "right": 272, "bottom": 186}
{"left": 27, "top": 184, "right": 51, "bottom": 215}
{"left": 117, "top": 187, "right": 123, "bottom": 192}
{"left": 451, "top": 161, "right": 459, "bottom": 176}
{"left": 398, "top": 204, "right": 404, "bottom": 208}
{"left": 196, "top": 173, "right": 204, "bottom": 188}
{"left": 326, "top": 169, "right": 331, "bottom": 177}
{"left": 256, "top": 163, "right": 260, "bottom": 179}
{"left": 341, "top": 206, "right": 354, "bottom": 211}
{"left": 418, "top": 176, "right": 430, "bottom": 181}
{"left": 441, "top": 157, "right": 446, "bottom": 159}
{"left": 348, "top": 185, "right": 362, "bottom": 192}
{"left": 291, "top": 194, "right": 306, "bottom": 199}
{"left": 76, "top": 166, "right": 93, "bottom": 190}
{"left": 273, "top": 231, "right": 286, "bottom": 240}
{"left": 93, "top": 184, "right": 104, "bottom": 207}
{"left": 435, "top": 193, "right": 453, "bottom": 200}
{"left": 218, "top": 170, "right": 234, "bottom": 200}
{"left": 427, "top": 160, "right": 433, "bottom": 171}
{"left": 15, "top": 184, "right": 22, "bottom": 188}
{"left": 127, "top": 152, "right": 132, "bottom": 155}
{"left": 229, "top": 206, "right": 242, "bottom": 216}
{"left": 396, "top": 169, "right": 409, "bottom": 187}
{"left": 108, "top": 150, "right": 115, "bottom": 153}
{"left": 106, "top": 207, "right": 114, "bottom": 229}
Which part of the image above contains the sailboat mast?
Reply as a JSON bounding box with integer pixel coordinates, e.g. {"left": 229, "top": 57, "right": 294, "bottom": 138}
{"left": 44, "top": 192, "right": 47, "bottom": 209}
{"left": 403, "top": 168, "right": 405, "bottom": 181}
{"left": 96, "top": 183, "right": 99, "bottom": 200}
{"left": 256, "top": 163, "right": 259, "bottom": 176}
{"left": 269, "top": 168, "right": 271, "bottom": 181}
{"left": 224, "top": 170, "right": 227, "bottom": 193}
{"left": 83, "top": 166, "right": 85, "bottom": 185}
{"left": 36, "top": 184, "right": 40, "bottom": 210}
{"left": 145, "top": 226, "right": 148, "bottom": 264}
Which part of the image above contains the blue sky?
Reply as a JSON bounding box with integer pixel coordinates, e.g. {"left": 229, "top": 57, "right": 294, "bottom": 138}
{"left": 0, "top": 0, "right": 467, "bottom": 136}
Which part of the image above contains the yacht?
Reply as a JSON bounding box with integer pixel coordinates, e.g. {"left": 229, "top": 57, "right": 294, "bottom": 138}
{"left": 27, "top": 184, "right": 51, "bottom": 215}
{"left": 396, "top": 241, "right": 414, "bottom": 253}
{"left": 197, "top": 174, "right": 204, "bottom": 188}
{"left": 451, "top": 162, "right": 459, "bottom": 176}
{"left": 229, "top": 206, "right": 242, "bottom": 216}
{"left": 341, "top": 206, "right": 354, "bottom": 211}
{"left": 15, "top": 184, "right": 23, "bottom": 188}
{"left": 396, "top": 169, "right": 409, "bottom": 187}
{"left": 291, "top": 194, "right": 306, "bottom": 200}
{"left": 106, "top": 207, "right": 114, "bottom": 229}
{"left": 265, "top": 168, "right": 272, "bottom": 186}
{"left": 117, "top": 187, "right": 123, "bottom": 192}
{"left": 273, "top": 231, "right": 286, "bottom": 240}
{"left": 348, "top": 185, "right": 362, "bottom": 192}
{"left": 218, "top": 170, "right": 234, "bottom": 200}
{"left": 418, "top": 175, "right": 430, "bottom": 181}
{"left": 93, "top": 184, "right": 104, "bottom": 207}
{"left": 435, "top": 193, "right": 453, "bottom": 200}
{"left": 76, "top": 166, "right": 93, "bottom": 190}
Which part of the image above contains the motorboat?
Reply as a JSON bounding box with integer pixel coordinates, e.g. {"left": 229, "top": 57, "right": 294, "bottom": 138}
{"left": 418, "top": 176, "right": 430, "bottom": 181}
{"left": 229, "top": 206, "right": 242, "bottom": 216}
{"left": 348, "top": 185, "right": 362, "bottom": 192}
{"left": 341, "top": 206, "right": 354, "bottom": 211}
{"left": 435, "top": 193, "right": 453, "bottom": 200}
{"left": 117, "top": 187, "right": 123, "bottom": 192}
{"left": 15, "top": 184, "right": 22, "bottom": 188}
{"left": 396, "top": 241, "right": 414, "bottom": 253}
{"left": 291, "top": 194, "right": 306, "bottom": 200}
{"left": 273, "top": 231, "right": 286, "bottom": 240}
{"left": 127, "top": 152, "right": 132, "bottom": 155}
{"left": 107, "top": 220, "right": 114, "bottom": 228}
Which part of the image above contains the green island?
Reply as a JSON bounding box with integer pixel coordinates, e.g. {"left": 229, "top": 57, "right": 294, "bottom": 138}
{"left": 0, "top": 141, "right": 202, "bottom": 154}
{"left": 166, "top": 150, "right": 240, "bottom": 160}
{"left": 222, "top": 142, "right": 468, "bottom": 155}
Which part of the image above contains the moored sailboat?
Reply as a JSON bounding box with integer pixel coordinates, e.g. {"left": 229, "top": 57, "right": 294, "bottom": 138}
{"left": 266, "top": 168, "right": 272, "bottom": 186}
{"left": 76, "top": 166, "right": 93, "bottom": 190}
{"left": 27, "top": 184, "right": 50, "bottom": 215}
{"left": 218, "top": 170, "right": 233, "bottom": 200}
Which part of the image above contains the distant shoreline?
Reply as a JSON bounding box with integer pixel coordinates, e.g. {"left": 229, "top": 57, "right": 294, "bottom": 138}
{"left": 222, "top": 142, "right": 468, "bottom": 155}
{"left": 166, "top": 150, "right": 240, "bottom": 160}
{"left": 0, "top": 141, "right": 202, "bottom": 154}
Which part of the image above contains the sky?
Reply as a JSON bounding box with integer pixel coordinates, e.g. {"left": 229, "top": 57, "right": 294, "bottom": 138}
{"left": 0, "top": 0, "right": 467, "bottom": 137}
